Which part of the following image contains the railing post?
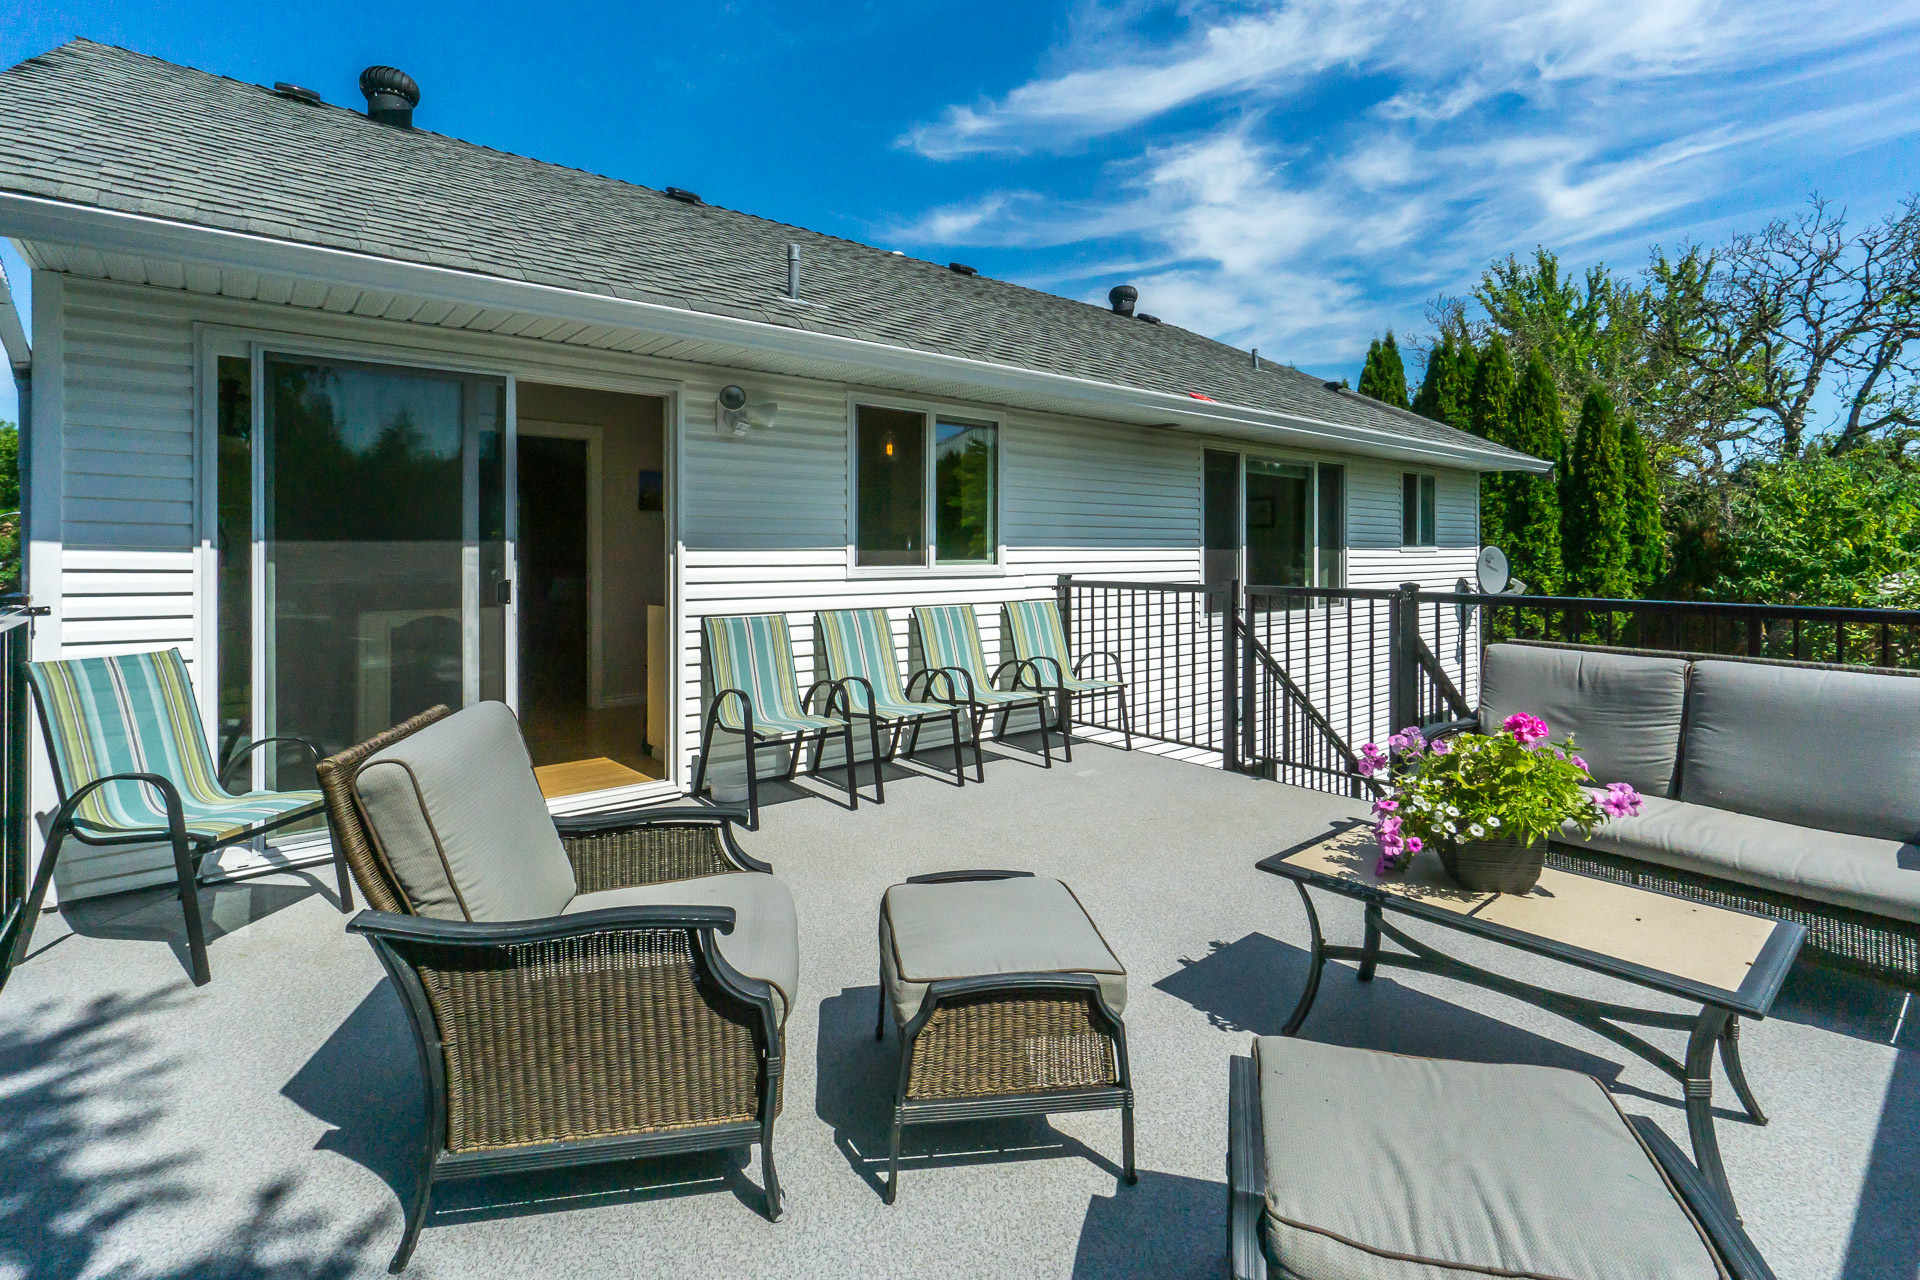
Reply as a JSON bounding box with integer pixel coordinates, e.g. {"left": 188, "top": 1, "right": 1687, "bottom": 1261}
{"left": 1056, "top": 574, "right": 1072, "bottom": 635}
{"left": 1221, "top": 578, "right": 1240, "bottom": 773}
{"left": 1389, "top": 582, "right": 1421, "bottom": 735}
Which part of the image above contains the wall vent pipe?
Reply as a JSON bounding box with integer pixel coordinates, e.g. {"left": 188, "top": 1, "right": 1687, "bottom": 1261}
{"left": 787, "top": 243, "right": 801, "bottom": 299}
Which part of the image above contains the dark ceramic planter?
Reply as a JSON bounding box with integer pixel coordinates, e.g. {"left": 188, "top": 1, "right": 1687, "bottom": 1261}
{"left": 1438, "top": 834, "right": 1546, "bottom": 894}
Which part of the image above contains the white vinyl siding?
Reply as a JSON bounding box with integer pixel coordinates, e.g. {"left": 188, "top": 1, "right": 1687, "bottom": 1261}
{"left": 30, "top": 272, "right": 1488, "bottom": 897}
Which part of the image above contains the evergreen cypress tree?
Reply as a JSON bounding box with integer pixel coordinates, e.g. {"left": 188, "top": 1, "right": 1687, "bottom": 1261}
{"left": 1469, "top": 337, "right": 1519, "bottom": 555}
{"left": 1620, "top": 416, "right": 1665, "bottom": 593}
{"left": 1358, "top": 331, "right": 1410, "bottom": 407}
{"left": 1438, "top": 338, "right": 1477, "bottom": 430}
{"left": 1504, "top": 352, "right": 1564, "bottom": 593}
{"left": 1562, "top": 388, "right": 1632, "bottom": 599}
{"left": 1412, "top": 338, "right": 1453, "bottom": 422}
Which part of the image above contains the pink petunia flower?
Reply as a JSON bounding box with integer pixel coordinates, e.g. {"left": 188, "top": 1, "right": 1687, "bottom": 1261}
{"left": 1371, "top": 796, "right": 1399, "bottom": 817}
{"left": 1429, "top": 737, "right": 1453, "bottom": 755}
{"left": 1502, "top": 712, "right": 1550, "bottom": 747}
{"left": 1596, "top": 781, "right": 1644, "bottom": 819}
{"left": 1357, "top": 743, "right": 1389, "bottom": 778}
{"left": 1571, "top": 755, "right": 1590, "bottom": 774}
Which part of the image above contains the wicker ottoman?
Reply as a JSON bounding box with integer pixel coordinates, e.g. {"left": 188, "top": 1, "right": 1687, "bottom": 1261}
{"left": 875, "top": 869, "right": 1135, "bottom": 1203}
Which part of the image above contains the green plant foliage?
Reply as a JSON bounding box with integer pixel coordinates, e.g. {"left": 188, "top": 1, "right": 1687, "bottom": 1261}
{"left": 1620, "top": 417, "right": 1665, "bottom": 593}
{"left": 1563, "top": 389, "right": 1633, "bottom": 598}
{"left": 1412, "top": 335, "right": 1476, "bottom": 429}
{"left": 1357, "top": 331, "right": 1410, "bottom": 408}
{"left": 1504, "top": 353, "right": 1564, "bottom": 593}
{"left": 1470, "top": 337, "right": 1519, "bottom": 553}
{"left": 1373, "top": 727, "right": 1614, "bottom": 862}
{"left": 0, "top": 420, "right": 16, "bottom": 593}
{"left": 1711, "top": 447, "right": 1920, "bottom": 608}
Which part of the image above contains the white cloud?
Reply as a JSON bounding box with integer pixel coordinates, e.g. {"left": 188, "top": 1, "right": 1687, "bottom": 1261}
{"left": 890, "top": 0, "right": 1920, "bottom": 371}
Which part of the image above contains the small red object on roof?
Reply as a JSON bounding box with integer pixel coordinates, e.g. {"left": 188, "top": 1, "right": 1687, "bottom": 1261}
{"left": 1188, "top": 392, "right": 1215, "bottom": 401}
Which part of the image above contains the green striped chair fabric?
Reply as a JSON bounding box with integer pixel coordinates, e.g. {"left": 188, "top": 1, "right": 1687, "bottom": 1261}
{"left": 815, "top": 609, "right": 931, "bottom": 719}
{"left": 910, "top": 605, "right": 1032, "bottom": 706}
{"left": 27, "top": 649, "right": 321, "bottom": 841}
{"left": 1003, "top": 599, "right": 1123, "bottom": 692}
{"left": 703, "top": 614, "right": 842, "bottom": 736}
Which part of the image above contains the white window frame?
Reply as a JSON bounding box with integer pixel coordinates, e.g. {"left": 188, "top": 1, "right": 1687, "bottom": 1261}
{"left": 845, "top": 393, "right": 1006, "bottom": 577}
{"left": 1402, "top": 471, "right": 1438, "bottom": 549}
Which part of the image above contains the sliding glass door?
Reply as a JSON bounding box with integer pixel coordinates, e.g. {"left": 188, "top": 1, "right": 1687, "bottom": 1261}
{"left": 1200, "top": 449, "right": 1346, "bottom": 596}
{"left": 220, "top": 351, "right": 508, "bottom": 789}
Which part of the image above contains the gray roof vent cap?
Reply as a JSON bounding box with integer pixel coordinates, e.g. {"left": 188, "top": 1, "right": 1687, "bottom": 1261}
{"left": 1108, "top": 284, "right": 1137, "bottom": 316}
{"left": 359, "top": 66, "right": 419, "bottom": 127}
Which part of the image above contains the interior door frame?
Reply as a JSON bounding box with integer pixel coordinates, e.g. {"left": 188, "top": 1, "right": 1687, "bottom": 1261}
{"left": 513, "top": 418, "right": 605, "bottom": 709}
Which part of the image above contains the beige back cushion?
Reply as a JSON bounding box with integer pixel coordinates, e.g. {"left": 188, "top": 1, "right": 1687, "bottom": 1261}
{"left": 351, "top": 700, "right": 576, "bottom": 921}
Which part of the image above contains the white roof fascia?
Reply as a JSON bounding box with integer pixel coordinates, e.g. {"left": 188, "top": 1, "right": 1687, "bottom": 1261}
{"left": 0, "top": 192, "right": 1549, "bottom": 473}
{"left": 0, "top": 250, "right": 28, "bottom": 372}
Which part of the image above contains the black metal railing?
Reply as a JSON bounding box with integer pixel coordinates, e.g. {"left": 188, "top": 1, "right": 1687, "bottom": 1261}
{"left": 1060, "top": 574, "right": 1920, "bottom": 801}
{"left": 1056, "top": 578, "right": 1236, "bottom": 763}
{"left": 0, "top": 599, "right": 42, "bottom": 984}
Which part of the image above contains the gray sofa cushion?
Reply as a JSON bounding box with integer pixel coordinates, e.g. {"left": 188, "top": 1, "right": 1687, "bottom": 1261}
{"left": 1562, "top": 794, "right": 1920, "bottom": 926}
{"left": 1480, "top": 644, "right": 1690, "bottom": 796}
{"left": 1682, "top": 660, "right": 1920, "bottom": 842}
{"left": 352, "top": 700, "right": 576, "bottom": 922}
{"left": 1252, "top": 1036, "right": 1721, "bottom": 1280}
{"left": 565, "top": 872, "right": 800, "bottom": 1026}
{"left": 879, "top": 876, "right": 1126, "bottom": 1027}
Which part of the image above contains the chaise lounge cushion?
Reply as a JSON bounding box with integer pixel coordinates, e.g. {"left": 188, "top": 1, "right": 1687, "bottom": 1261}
{"left": 1561, "top": 794, "right": 1920, "bottom": 926}
{"left": 351, "top": 701, "right": 577, "bottom": 922}
{"left": 1481, "top": 644, "right": 1690, "bottom": 797}
{"left": 565, "top": 872, "right": 800, "bottom": 1025}
{"left": 1681, "top": 660, "right": 1920, "bottom": 844}
{"left": 1252, "top": 1036, "right": 1722, "bottom": 1280}
{"left": 880, "top": 876, "right": 1126, "bottom": 1027}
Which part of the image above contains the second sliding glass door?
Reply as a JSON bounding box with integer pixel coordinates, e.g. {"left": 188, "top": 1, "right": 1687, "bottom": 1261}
{"left": 254, "top": 354, "right": 507, "bottom": 787}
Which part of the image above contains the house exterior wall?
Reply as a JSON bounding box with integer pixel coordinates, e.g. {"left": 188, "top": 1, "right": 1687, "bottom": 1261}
{"left": 27, "top": 273, "right": 1485, "bottom": 899}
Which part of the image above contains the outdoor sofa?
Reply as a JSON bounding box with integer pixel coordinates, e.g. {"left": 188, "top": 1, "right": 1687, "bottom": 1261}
{"left": 316, "top": 701, "right": 797, "bottom": 1271}
{"left": 1474, "top": 640, "right": 1920, "bottom": 982}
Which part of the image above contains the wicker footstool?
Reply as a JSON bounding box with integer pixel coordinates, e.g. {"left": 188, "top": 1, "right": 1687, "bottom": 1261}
{"left": 875, "top": 869, "right": 1135, "bottom": 1203}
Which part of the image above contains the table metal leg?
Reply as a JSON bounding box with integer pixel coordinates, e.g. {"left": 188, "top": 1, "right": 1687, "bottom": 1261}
{"left": 1282, "top": 882, "right": 1326, "bottom": 1036}
{"left": 1718, "top": 1017, "right": 1767, "bottom": 1126}
{"left": 1685, "top": 1007, "right": 1739, "bottom": 1219}
{"left": 1358, "top": 905, "right": 1382, "bottom": 982}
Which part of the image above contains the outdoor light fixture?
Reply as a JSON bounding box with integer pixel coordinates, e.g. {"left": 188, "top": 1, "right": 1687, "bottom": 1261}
{"left": 716, "top": 384, "right": 778, "bottom": 436}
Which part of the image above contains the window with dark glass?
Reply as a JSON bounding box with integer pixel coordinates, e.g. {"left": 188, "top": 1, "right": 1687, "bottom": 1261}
{"left": 1316, "top": 463, "right": 1346, "bottom": 588}
{"left": 1402, "top": 472, "right": 1437, "bottom": 546}
{"left": 855, "top": 405, "right": 927, "bottom": 567}
{"left": 933, "top": 418, "right": 996, "bottom": 563}
{"left": 1204, "top": 451, "right": 1345, "bottom": 595}
{"left": 215, "top": 355, "right": 253, "bottom": 777}
{"left": 1203, "top": 449, "right": 1241, "bottom": 588}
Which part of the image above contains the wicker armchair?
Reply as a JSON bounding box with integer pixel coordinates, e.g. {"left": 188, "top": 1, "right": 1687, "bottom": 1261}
{"left": 316, "top": 704, "right": 794, "bottom": 1272}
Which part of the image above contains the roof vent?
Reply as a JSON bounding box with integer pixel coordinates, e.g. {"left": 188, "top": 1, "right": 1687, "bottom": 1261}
{"left": 358, "top": 66, "right": 419, "bottom": 127}
{"left": 948, "top": 262, "right": 978, "bottom": 277}
{"left": 1138, "top": 313, "right": 1161, "bottom": 325}
{"left": 272, "top": 82, "right": 322, "bottom": 106}
{"left": 1108, "top": 284, "right": 1137, "bottom": 317}
{"left": 664, "top": 187, "right": 702, "bottom": 205}
{"left": 1324, "top": 379, "right": 1348, "bottom": 392}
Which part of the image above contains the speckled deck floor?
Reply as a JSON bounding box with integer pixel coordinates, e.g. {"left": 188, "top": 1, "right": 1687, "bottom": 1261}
{"left": 2, "top": 741, "right": 1913, "bottom": 1279}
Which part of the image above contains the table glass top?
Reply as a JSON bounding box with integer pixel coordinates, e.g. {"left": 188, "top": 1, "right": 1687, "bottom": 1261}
{"left": 1270, "top": 826, "right": 1787, "bottom": 998}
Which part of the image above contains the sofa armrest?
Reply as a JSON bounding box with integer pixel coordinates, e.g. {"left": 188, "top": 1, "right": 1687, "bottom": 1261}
{"left": 553, "top": 804, "right": 770, "bottom": 888}
{"left": 1228, "top": 1054, "right": 1270, "bottom": 1280}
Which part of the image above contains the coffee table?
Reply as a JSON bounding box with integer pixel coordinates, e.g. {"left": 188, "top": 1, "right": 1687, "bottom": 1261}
{"left": 1257, "top": 824, "right": 1806, "bottom": 1217}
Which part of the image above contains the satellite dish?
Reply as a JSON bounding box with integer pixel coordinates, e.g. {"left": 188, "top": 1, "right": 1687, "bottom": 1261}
{"left": 1476, "top": 546, "right": 1511, "bottom": 595}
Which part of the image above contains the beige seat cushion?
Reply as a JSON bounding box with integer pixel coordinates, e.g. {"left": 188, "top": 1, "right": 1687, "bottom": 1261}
{"left": 879, "top": 876, "right": 1125, "bottom": 1026}
{"left": 566, "top": 872, "right": 799, "bottom": 1026}
{"left": 352, "top": 701, "right": 576, "bottom": 922}
{"left": 1563, "top": 793, "right": 1920, "bottom": 925}
{"left": 1254, "top": 1036, "right": 1722, "bottom": 1280}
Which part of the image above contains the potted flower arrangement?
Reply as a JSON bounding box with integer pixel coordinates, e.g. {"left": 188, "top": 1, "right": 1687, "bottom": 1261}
{"left": 1357, "top": 713, "right": 1645, "bottom": 894}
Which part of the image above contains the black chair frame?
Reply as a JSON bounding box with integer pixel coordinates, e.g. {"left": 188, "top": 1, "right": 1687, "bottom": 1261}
{"left": 691, "top": 681, "right": 883, "bottom": 829}
{"left": 830, "top": 672, "right": 970, "bottom": 789}
{"left": 1010, "top": 650, "right": 1135, "bottom": 758}
{"left": 909, "top": 660, "right": 1057, "bottom": 781}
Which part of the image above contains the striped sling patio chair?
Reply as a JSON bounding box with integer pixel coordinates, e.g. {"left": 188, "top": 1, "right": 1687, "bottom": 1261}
{"left": 909, "top": 604, "right": 1055, "bottom": 778}
{"left": 1002, "top": 598, "right": 1134, "bottom": 758}
{"left": 816, "top": 608, "right": 969, "bottom": 788}
{"left": 14, "top": 648, "right": 337, "bottom": 987}
{"left": 692, "top": 613, "right": 882, "bottom": 828}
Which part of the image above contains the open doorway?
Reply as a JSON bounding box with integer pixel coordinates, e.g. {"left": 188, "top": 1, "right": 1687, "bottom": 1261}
{"left": 515, "top": 383, "right": 669, "bottom": 798}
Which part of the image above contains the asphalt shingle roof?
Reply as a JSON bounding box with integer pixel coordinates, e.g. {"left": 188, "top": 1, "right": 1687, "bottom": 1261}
{"left": 0, "top": 39, "right": 1536, "bottom": 468}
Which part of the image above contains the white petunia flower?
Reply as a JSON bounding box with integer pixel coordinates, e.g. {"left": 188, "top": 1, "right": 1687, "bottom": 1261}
{"left": 1487, "top": 816, "right": 1502, "bottom": 828}
{"left": 1468, "top": 824, "right": 1485, "bottom": 838}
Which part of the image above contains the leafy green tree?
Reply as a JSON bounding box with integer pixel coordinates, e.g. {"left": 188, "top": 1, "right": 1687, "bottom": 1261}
{"left": 1562, "top": 389, "right": 1633, "bottom": 598}
{"left": 1357, "top": 331, "right": 1409, "bottom": 408}
{"left": 1470, "top": 337, "right": 1519, "bottom": 552}
{"left": 0, "top": 420, "right": 16, "bottom": 593}
{"left": 1620, "top": 417, "right": 1665, "bottom": 592}
{"left": 1503, "top": 353, "right": 1564, "bottom": 593}
{"left": 1711, "top": 447, "right": 1920, "bottom": 608}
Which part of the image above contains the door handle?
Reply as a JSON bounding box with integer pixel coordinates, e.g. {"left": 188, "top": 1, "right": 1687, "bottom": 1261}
{"left": 494, "top": 579, "right": 512, "bottom": 605}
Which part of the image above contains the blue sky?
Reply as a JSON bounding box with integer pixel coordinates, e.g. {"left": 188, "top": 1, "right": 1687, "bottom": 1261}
{"left": 5, "top": 0, "right": 1920, "bottom": 426}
